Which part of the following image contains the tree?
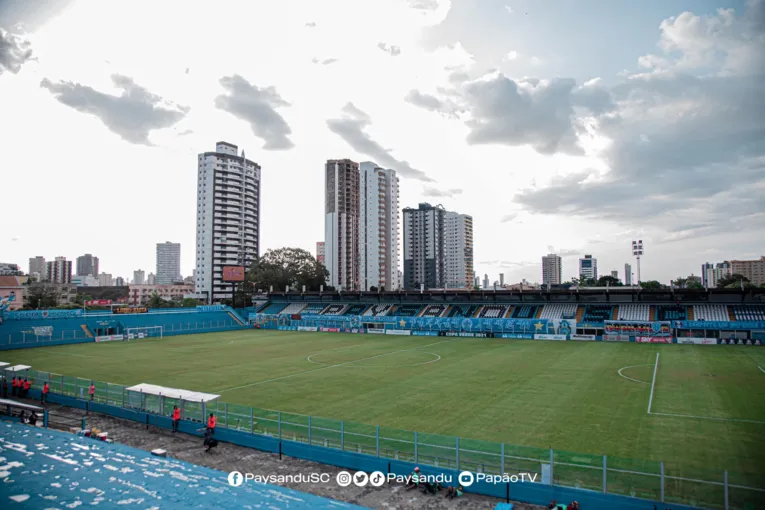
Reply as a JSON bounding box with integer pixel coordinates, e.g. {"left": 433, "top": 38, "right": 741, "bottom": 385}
{"left": 640, "top": 280, "right": 664, "bottom": 290}
{"left": 597, "top": 275, "right": 622, "bottom": 287}
{"left": 369, "top": 286, "right": 379, "bottom": 292}
{"left": 24, "top": 283, "right": 59, "bottom": 309}
{"left": 182, "top": 298, "right": 200, "bottom": 307}
{"left": 686, "top": 281, "right": 704, "bottom": 289}
{"left": 716, "top": 273, "right": 751, "bottom": 289}
{"left": 148, "top": 292, "right": 167, "bottom": 308}
{"left": 672, "top": 277, "right": 688, "bottom": 288}
{"left": 248, "top": 248, "right": 328, "bottom": 292}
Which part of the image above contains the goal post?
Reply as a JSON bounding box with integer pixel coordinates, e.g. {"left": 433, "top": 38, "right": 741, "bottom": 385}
{"left": 125, "top": 326, "right": 164, "bottom": 340}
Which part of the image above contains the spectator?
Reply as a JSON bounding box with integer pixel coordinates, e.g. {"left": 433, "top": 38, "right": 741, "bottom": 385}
{"left": 28, "top": 411, "right": 39, "bottom": 427}
{"left": 23, "top": 378, "right": 31, "bottom": 398}
{"left": 42, "top": 382, "right": 49, "bottom": 404}
{"left": 1, "top": 376, "right": 7, "bottom": 398}
{"left": 569, "top": 502, "right": 579, "bottom": 510}
{"left": 548, "top": 500, "right": 558, "bottom": 509}
{"left": 89, "top": 383, "right": 95, "bottom": 401}
{"left": 207, "top": 413, "right": 216, "bottom": 435}
{"left": 19, "top": 410, "right": 26, "bottom": 423}
{"left": 422, "top": 481, "right": 441, "bottom": 495}
{"left": 445, "top": 485, "right": 464, "bottom": 500}
{"left": 11, "top": 376, "right": 17, "bottom": 397}
{"left": 171, "top": 405, "right": 181, "bottom": 433}
{"left": 405, "top": 467, "right": 421, "bottom": 490}
{"left": 203, "top": 428, "right": 218, "bottom": 452}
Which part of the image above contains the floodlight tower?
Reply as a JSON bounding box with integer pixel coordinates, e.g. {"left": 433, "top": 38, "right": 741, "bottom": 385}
{"left": 632, "top": 240, "right": 644, "bottom": 284}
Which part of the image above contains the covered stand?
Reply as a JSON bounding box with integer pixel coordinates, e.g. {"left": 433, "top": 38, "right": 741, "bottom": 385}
{"left": 124, "top": 383, "right": 219, "bottom": 422}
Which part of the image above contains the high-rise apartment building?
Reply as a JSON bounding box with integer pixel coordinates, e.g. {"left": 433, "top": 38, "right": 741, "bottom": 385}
{"left": 625, "top": 263, "right": 633, "bottom": 285}
{"left": 403, "top": 203, "right": 445, "bottom": 289}
{"left": 325, "top": 159, "right": 360, "bottom": 291}
{"left": 579, "top": 254, "right": 598, "bottom": 280}
{"left": 731, "top": 257, "right": 765, "bottom": 286}
{"left": 76, "top": 254, "right": 99, "bottom": 277}
{"left": 147, "top": 273, "right": 156, "bottom": 285}
{"left": 444, "top": 211, "right": 473, "bottom": 289}
{"left": 156, "top": 242, "right": 182, "bottom": 285}
{"left": 29, "top": 256, "right": 46, "bottom": 280}
{"left": 133, "top": 269, "right": 145, "bottom": 285}
{"left": 702, "top": 261, "right": 733, "bottom": 288}
{"left": 316, "top": 242, "right": 325, "bottom": 264}
{"left": 98, "top": 272, "right": 113, "bottom": 286}
{"left": 46, "top": 257, "right": 72, "bottom": 284}
{"left": 358, "top": 162, "right": 400, "bottom": 291}
{"left": 114, "top": 277, "right": 125, "bottom": 286}
{"left": 541, "top": 253, "right": 562, "bottom": 285}
{"left": 611, "top": 270, "right": 618, "bottom": 279}
{"left": 195, "top": 142, "right": 261, "bottom": 302}
{"left": 499, "top": 273, "right": 505, "bottom": 287}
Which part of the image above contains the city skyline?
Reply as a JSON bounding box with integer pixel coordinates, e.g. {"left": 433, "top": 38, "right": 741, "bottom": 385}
{"left": 2, "top": 0, "right": 764, "bottom": 284}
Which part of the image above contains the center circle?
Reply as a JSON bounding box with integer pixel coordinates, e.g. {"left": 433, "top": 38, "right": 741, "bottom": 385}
{"left": 307, "top": 350, "right": 441, "bottom": 368}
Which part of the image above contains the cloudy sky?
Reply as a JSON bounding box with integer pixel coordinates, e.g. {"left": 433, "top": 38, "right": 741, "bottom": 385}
{"left": 1, "top": 0, "right": 763, "bottom": 285}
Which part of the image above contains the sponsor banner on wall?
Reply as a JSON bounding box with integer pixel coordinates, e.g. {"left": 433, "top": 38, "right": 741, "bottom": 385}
{"left": 366, "top": 329, "right": 385, "bottom": 334}
{"left": 8, "top": 309, "right": 84, "bottom": 320}
{"left": 320, "top": 327, "right": 340, "bottom": 333}
{"left": 413, "top": 331, "right": 439, "bottom": 336}
{"left": 675, "top": 320, "right": 765, "bottom": 330}
{"left": 717, "top": 338, "right": 762, "bottom": 345}
{"left": 501, "top": 333, "right": 530, "bottom": 339}
{"left": 277, "top": 326, "right": 297, "bottom": 331}
{"left": 635, "top": 336, "right": 672, "bottom": 343}
{"left": 113, "top": 307, "right": 148, "bottom": 314}
{"left": 535, "top": 334, "right": 567, "bottom": 341}
{"left": 677, "top": 338, "right": 718, "bottom": 345}
{"left": 32, "top": 326, "right": 53, "bottom": 336}
{"left": 342, "top": 328, "right": 361, "bottom": 334}
{"left": 385, "top": 329, "right": 411, "bottom": 336}
{"left": 604, "top": 334, "right": 631, "bottom": 342}
{"left": 197, "top": 305, "right": 224, "bottom": 312}
{"left": 440, "top": 331, "right": 495, "bottom": 338}
{"left": 571, "top": 334, "right": 597, "bottom": 341}
{"left": 86, "top": 299, "right": 112, "bottom": 306}
{"left": 605, "top": 321, "right": 671, "bottom": 337}
{"left": 297, "top": 326, "right": 318, "bottom": 332}
{"left": 95, "top": 334, "right": 124, "bottom": 343}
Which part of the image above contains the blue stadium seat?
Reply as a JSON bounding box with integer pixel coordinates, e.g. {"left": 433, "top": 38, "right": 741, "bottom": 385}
{"left": 512, "top": 305, "right": 538, "bottom": 319}
{"left": 447, "top": 304, "right": 480, "bottom": 317}
{"left": 393, "top": 304, "right": 422, "bottom": 317}
{"left": 656, "top": 305, "right": 687, "bottom": 321}
{"left": 582, "top": 305, "right": 613, "bottom": 324}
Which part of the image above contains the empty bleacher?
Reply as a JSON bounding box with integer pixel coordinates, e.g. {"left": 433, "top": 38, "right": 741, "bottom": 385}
{"left": 363, "top": 304, "right": 393, "bottom": 316}
{"left": 300, "top": 303, "right": 327, "bottom": 315}
{"left": 343, "top": 304, "right": 369, "bottom": 315}
{"left": 693, "top": 304, "right": 729, "bottom": 321}
{"left": 420, "top": 304, "right": 447, "bottom": 317}
{"left": 447, "top": 304, "right": 481, "bottom": 317}
{"left": 656, "top": 305, "right": 687, "bottom": 321}
{"left": 279, "top": 303, "right": 307, "bottom": 315}
{"left": 733, "top": 305, "right": 765, "bottom": 321}
{"left": 393, "top": 304, "right": 422, "bottom": 317}
{"left": 321, "top": 304, "right": 347, "bottom": 315}
{"left": 512, "top": 305, "right": 539, "bottom": 319}
{"left": 615, "top": 304, "right": 650, "bottom": 321}
{"left": 540, "top": 304, "right": 578, "bottom": 320}
{"left": 479, "top": 305, "right": 508, "bottom": 318}
{"left": 260, "top": 302, "right": 287, "bottom": 314}
{"left": 581, "top": 305, "right": 614, "bottom": 324}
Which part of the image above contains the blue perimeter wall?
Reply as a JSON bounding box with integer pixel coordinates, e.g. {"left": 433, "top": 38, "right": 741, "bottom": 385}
{"left": 29, "top": 388, "right": 701, "bottom": 510}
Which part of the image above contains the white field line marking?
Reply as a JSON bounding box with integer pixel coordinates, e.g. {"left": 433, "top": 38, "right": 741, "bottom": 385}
{"left": 650, "top": 412, "right": 765, "bottom": 425}
{"left": 758, "top": 365, "right": 765, "bottom": 375}
{"left": 306, "top": 351, "right": 441, "bottom": 368}
{"left": 218, "top": 340, "right": 449, "bottom": 393}
{"left": 617, "top": 364, "right": 652, "bottom": 384}
{"left": 647, "top": 352, "right": 660, "bottom": 414}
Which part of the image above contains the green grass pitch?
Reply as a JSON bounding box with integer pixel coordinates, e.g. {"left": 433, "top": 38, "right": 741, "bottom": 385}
{"left": 5, "top": 330, "right": 765, "bottom": 502}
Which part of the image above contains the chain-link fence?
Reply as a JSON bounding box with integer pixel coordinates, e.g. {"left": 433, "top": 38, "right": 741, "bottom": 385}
{"left": 10, "top": 368, "right": 764, "bottom": 509}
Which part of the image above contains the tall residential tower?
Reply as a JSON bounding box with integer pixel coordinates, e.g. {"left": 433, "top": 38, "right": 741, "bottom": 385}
{"left": 324, "top": 159, "right": 360, "bottom": 291}
{"left": 359, "top": 162, "right": 400, "bottom": 291}
{"left": 156, "top": 242, "right": 181, "bottom": 284}
{"left": 542, "top": 253, "right": 562, "bottom": 285}
{"left": 195, "top": 142, "right": 261, "bottom": 302}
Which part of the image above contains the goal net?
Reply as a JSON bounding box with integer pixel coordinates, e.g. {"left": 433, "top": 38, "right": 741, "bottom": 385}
{"left": 125, "top": 326, "right": 164, "bottom": 340}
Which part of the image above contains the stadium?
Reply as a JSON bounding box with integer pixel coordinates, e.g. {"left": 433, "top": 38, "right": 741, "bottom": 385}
{"left": 1, "top": 287, "right": 764, "bottom": 510}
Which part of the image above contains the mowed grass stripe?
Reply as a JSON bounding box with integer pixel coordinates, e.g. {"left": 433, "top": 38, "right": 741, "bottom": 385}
{"left": 4, "top": 331, "right": 765, "bottom": 478}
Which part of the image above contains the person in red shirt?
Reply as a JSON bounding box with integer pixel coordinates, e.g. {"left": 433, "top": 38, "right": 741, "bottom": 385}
{"left": 89, "top": 383, "right": 95, "bottom": 401}
{"left": 42, "top": 382, "right": 49, "bottom": 404}
{"left": 11, "top": 376, "right": 17, "bottom": 397}
{"left": 207, "top": 413, "right": 216, "bottom": 435}
{"left": 23, "top": 378, "right": 31, "bottom": 398}
{"left": 172, "top": 405, "right": 181, "bottom": 433}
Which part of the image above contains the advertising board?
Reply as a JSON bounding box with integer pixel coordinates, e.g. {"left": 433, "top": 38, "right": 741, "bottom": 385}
{"left": 677, "top": 338, "right": 717, "bottom": 345}
{"left": 535, "top": 334, "right": 567, "bottom": 341}
{"left": 571, "top": 334, "right": 596, "bottom": 341}
{"left": 297, "top": 326, "right": 318, "bottom": 332}
{"left": 385, "top": 329, "right": 411, "bottom": 336}
{"left": 604, "top": 334, "right": 630, "bottom": 342}
{"left": 635, "top": 337, "right": 672, "bottom": 343}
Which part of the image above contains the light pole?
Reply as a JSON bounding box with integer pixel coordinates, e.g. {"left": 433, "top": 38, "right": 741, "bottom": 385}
{"left": 631, "top": 240, "right": 644, "bottom": 284}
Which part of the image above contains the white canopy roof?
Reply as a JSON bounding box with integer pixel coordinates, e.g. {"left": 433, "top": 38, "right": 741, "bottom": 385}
{"left": 125, "top": 383, "right": 219, "bottom": 403}
{"left": 0, "top": 362, "right": 10, "bottom": 369}
{"left": 6, "top": 364, "right": 32, "bottom": 372}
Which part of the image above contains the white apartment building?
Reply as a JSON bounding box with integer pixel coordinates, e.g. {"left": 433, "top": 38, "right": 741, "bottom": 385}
{"left": 147, "top": 273, "right": 156, "bottom": 285}
{"left": 46, "top": 257, "right": 72, "bottom": 284}
{"left": 359, "top": 162, "right": 400, "bottom": 291}
{"left": 325, "top": 159, "right": 360, "bottom": 291}
{"left": 133, "top": 269, "right": 145, "bottom": 285}
{"left": 98, "top": 272, "right": 113, "bottom": 287}
{"left": 156, "top": 241, "right": 182, "bottom": 285}
{"left": 542, "top": 253, "right": 562, "bottom": 285}
{"left": 444, "top": 211, "right": 473, "bottom": 289}
{"left": 579, "top": 254, "right": 598, "bottom": 280}
{"left": 128, "top": 283, "right": 194, "bottom": 306}
{"left": 625, "top": 263, "right": 633, "bottom": 285}
{"left": 702, "top": 261, "right": 733, "bottom": 288}
{"left": 195, "top": 142, "right": 261, "bottom": 302}
{"left": 29, "top": 256, "right": 46, "bottom": 279}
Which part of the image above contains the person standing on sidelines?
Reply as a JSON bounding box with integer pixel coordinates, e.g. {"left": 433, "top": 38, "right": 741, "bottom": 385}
{"left": 207, "top": 413, "right": 216, "bottom": 435}
{"left": 11, "top": 376, "right": 17, "bottom": 397}
{"left": 42, "top": 382, "right": 49, "bottom": 404}
{"left": 89, "top": 383, "right": 95, "bottom": 401}
{"left": 23, "top": 378, "right": 31, "bottom": 398}
{"left": 172, "top": 405, "right": 181, "bottom": 433}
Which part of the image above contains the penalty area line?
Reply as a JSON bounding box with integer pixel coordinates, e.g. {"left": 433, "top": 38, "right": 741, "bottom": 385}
{"left": 650, "top": 412, "right": 765, "bottom": 426}
{"left": 647, "top": 352, "right": 660, "bottom": 414}
{"left": 217, "top": 340, "right": 449, "bottom": 393}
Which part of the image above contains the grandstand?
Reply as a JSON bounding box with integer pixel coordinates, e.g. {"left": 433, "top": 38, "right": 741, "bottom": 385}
{"left": 343, "top": 303, "right": 369, "bottom": 315}
{"left": 420, "top": 304, "right": 447, "bottom": 317}
{"left": 733, "top": 304, "right": 765, "bottom": 321}
{"left": 321, "top": 303, "right": 348, "bottom": 315}
{"left": 580, "top": 305, "right": 614, "bottom": 324}
{"left": 693, "top": 304, "right": 729, "bottom": 321}
{"left": 300, "top": 303, "right": 328, "bottom": 314}
{"left": 363, "top": 303, "right": 393, "bottom": 316}
{"left": 279, "top": 303, "right": 306, "bottom": 315}
{"left": 512, "top": 304, "right": 539, "bottom": 319}
{"left": 540, "top": 303, "right": 577, "bottom": 319}
{"left": 447, "top": 304, "right": 480, "bottom": 317}
{"left": 656, "top": 304, "right": 687, "bottom": 321}
{"left": 615, "top": 304, "right": 650, "bottom": 321}
{"left": 391, "top": 304, "right": 422, "bottom": 317}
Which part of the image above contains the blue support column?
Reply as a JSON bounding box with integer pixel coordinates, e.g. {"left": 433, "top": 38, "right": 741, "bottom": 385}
{"left": 43, "top": 409, "right": 49, "bottom": 428}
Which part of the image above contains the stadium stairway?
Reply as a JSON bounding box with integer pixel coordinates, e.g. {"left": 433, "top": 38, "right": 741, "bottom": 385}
{"left": 728, "top": 306, "right": 736, "bottom": 321}
{"left": 649, "top": 306, "right": 656, "bottom": 321}
{"left": 612, "top": 306, "right": 619, "bottom": 320}
{"left": 687, "top": 306, "right": 694, "bottom": 321}
{"left": 535, "top": 307, "right": 543, "bottom": 319}
{"left": 80, "top": 324, "right": 94, "bottom": 338}
{"left": 228, "top": 310, "right": 245, "bottom": 326}
{"left": 504, "top": 306, "right": 515, "bottom": 318}
{"left": 576, "top": 305, "right": 585, "bottom": 323}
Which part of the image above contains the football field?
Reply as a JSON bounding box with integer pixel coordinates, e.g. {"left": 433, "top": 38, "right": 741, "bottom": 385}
{"left": 5, "top": 330, "right": 765, "bottom": 497}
